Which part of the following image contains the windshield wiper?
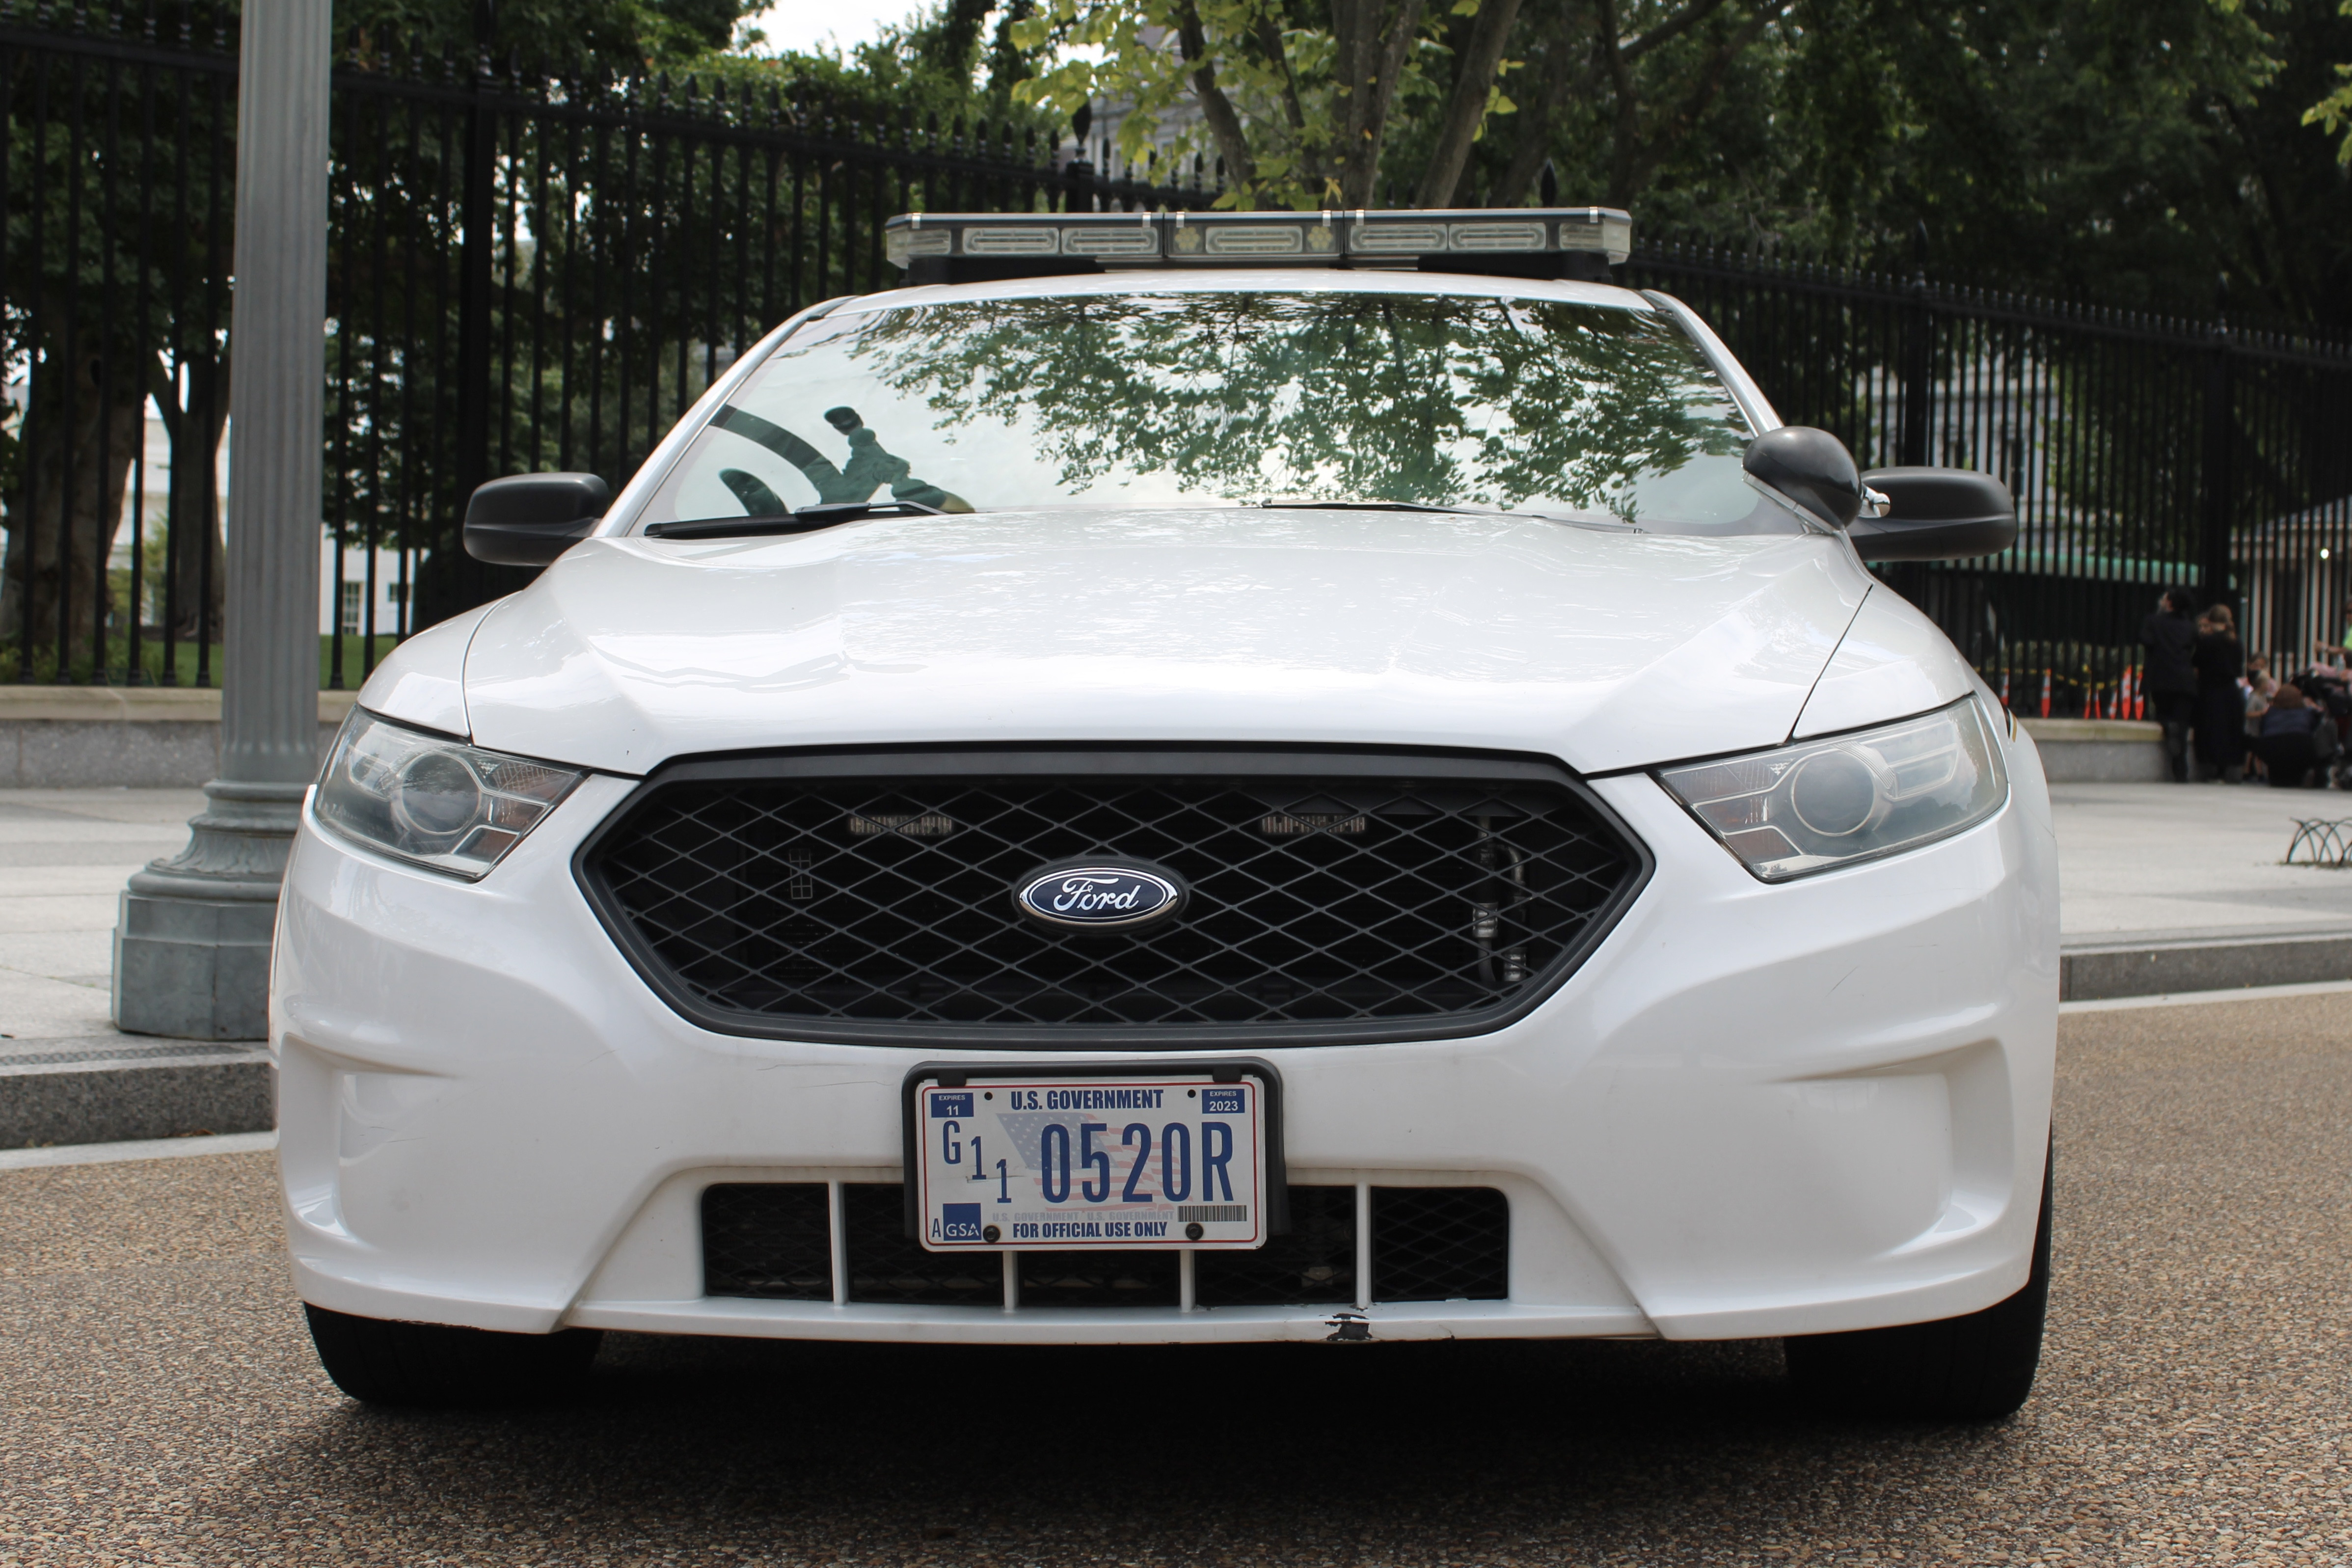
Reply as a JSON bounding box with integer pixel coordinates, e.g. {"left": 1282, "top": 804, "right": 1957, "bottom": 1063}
{"left": 1261, "top": 496, "right": 1639, "bottom": 531}
{"left": 644, "top": 499, "right": 947, "bottom": 540}
{"left": 1256, "top": 497, "right": 1480, "bottom": 515}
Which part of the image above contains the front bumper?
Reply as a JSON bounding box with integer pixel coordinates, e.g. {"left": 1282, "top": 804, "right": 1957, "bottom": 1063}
{"left": 272, "top": 729, "right": 2058, "bottom": 1345}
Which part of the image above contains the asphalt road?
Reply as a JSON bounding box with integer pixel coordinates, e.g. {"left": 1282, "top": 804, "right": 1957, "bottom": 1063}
{"left": 5, "top": 992, "right": 2351, "bottom": 1567}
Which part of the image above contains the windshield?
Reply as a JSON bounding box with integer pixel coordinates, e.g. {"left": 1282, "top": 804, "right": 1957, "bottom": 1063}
{"left": 637, "top": 289, "right": 1797, "bottom": 535}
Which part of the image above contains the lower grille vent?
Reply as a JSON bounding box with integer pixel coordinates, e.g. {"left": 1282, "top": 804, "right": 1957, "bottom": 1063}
{"left": 700, "top": 1182, "right": 1509, "bottom": 1307}
{"left": 1369, "top": 1186, "right": 1512, "bottom": 1302}
{"left": 702, "top": 1181, "right": 829, "bottom": 1301}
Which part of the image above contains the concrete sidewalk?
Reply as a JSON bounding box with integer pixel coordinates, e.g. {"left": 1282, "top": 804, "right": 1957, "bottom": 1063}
{"left": 2052, "top": 781, "right": 2352, "bottom": 999}
{"left": 0, "top": 789, "right": 271, "bottom": 1147}
{"left": 0, "top": 781, "right": 2344, "bottom": 1146}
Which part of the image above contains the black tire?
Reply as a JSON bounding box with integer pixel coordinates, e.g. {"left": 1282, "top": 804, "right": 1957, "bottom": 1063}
{"left": 1784, "top": 1140, "right": 2053, "bottom": 1421}
{"left": 303, "top": 1303, "right": 602, "bottom": 1407}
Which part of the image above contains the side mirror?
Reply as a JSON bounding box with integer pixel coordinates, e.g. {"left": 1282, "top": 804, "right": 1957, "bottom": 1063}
{"left": 1849, "top": 467, "right": 2018, "bottom": 562}
{"left": 463, "top": 472, "right": 611, "bottom": 566}
{"left": 1742, "top": 426, "right": 1865, "bottom": 528}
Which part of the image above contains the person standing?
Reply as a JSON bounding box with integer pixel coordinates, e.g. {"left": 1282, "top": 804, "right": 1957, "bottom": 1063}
{"left": 2192, "top": 605, "right": 2246, "bottom": 783}
{"left": 2141, "top": 589, "right": 2198, "bottom": 783}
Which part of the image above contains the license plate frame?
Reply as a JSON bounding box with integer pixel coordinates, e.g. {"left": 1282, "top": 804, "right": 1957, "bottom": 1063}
{"left": 900, "top": 1059, "right": 1288, "bottom": 1252}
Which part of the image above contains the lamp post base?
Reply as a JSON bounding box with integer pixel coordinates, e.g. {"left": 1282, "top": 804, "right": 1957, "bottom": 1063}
{"left": 111, "top": 780, "right": 306, "bottom": 1042}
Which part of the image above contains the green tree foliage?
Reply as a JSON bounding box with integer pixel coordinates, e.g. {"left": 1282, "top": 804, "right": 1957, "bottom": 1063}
{"left": 340, "top": 0, "right": 758, "bottom": 68}
{"left": 995, "top": 0, "right": 2352, "bottom": 327}
{"left": 2309, "top": 1, "right": 2352, "bottom": 163}
{"left": 1476, "top": 0, "right": 1793, "bottom": 211}
{"left": 1777, "top": 0, "right": 2352, "bottom": 327}
{"left": 756, "top": 0, "right": 1057, "bottom": 123}
{"left": 1754, "top": 1, "right": 2288, "bottom": 304}
{"left": 1008, "top": 0, "right": 1516, "bottom": 208}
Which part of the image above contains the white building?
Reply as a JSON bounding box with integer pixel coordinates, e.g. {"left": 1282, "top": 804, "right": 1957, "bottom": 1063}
{"left": 2239, "top": 498, "right": 2352, "bottom": 663}
{"left": 103, "top": 398, "right": 413, "bottom": 641}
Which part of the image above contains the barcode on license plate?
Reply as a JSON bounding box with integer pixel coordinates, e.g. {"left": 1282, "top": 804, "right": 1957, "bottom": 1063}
{"left": 1179, "top": 1205, "right": 1247, "bottom": 1223}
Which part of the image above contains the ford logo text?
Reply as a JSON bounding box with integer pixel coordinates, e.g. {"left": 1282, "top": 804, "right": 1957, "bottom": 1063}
{"left": 1012, "top": 863, "right": 1188, "bottom": 932}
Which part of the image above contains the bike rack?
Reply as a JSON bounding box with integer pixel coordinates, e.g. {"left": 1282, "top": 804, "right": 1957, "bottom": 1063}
{"left": 2284, "top": 819, "right": 2352, "bottom": 868}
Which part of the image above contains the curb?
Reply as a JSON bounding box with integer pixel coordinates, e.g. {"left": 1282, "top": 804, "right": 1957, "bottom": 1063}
{"left": 0, "top": 688, "right": 358, "bottom": 723}
{"left": 2021, "top": 718, "right": 2167, "bottom": 784}
{"left": 0, "top": 1129, "right": 275, "bottom": 1171}
{"left": 0, "top": 688, "right": 357, "bottom": 788}
{"left": 2060, "top": 930, "right": 2352, "bottom": 1002}
{"left": 0, "top": 1040, "right": 274, "bottom": 1149}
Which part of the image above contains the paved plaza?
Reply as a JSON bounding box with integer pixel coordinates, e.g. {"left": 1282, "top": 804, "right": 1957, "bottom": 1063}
{"left": 0, "top": 790, "right": 266, "bottom": 1146}
{"left": 2050, "top": 783, "right": 2352, "bottom": 946}
{"left": 0, "top": 789, "right": 204, "bottom": 1055}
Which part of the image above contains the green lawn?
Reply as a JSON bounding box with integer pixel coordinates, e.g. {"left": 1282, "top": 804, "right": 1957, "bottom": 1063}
{"left": 319, "top": 635, "right": 406, "bottom": 692}
{"left": 1, "top": 635, "right": 408, "bottom": 691}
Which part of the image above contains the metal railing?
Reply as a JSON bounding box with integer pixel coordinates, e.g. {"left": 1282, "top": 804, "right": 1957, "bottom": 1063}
{"left": 0, "top": 3, "right": 1208, "bottom": 689}
{"left": 1630, "top": 240, "right": 2352, "bottom": 713}
{"left": 5, "top": 2, "right": 2351, "bottom": 712}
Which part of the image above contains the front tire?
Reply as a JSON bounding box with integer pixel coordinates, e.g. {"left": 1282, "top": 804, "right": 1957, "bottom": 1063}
{"left": 304, "top": 1304, "right": 602, "bottom": 1407}
{"left": 1784, "top": 1142, "right": 2053, "bottom": 1421}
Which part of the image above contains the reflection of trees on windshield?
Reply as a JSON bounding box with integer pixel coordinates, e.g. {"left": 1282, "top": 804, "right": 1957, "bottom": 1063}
{"left": 841, "top": 295, "right": 1749, "bottom": 518}
{"left": 710, "top": 405, "right": 972, "bottom": 512}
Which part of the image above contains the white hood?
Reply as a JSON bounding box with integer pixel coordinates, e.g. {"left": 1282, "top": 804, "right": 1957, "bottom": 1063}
{"left": 447, "top": 508, "right": 1880, "bottom": 776}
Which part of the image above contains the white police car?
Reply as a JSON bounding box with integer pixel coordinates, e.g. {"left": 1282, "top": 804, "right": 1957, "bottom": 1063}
{"left": 279, "top": 206, "right": 2056, "bottom": 1417}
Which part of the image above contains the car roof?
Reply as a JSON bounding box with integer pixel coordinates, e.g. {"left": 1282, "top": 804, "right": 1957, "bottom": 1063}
{"left": 824, "top": 267, "right": 1661, "bottom": 319}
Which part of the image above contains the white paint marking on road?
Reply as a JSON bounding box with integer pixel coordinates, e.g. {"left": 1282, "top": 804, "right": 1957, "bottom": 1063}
{"left": 0, "top": 1130, "right": 276, "bottom": 1170}
{"left": 2061, "top": 978, "right": 2352, "bottom": 1015}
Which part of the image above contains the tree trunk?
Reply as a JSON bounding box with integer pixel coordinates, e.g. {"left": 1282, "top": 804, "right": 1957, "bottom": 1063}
{"left": 1174, "top": 0, "right": 1260, "bottom": 197}
{"left": 0, "top": 339, "right": 149, "bottom": 673}
{"left": 1492, "top": 0, "right": 1590, "bottom": 206}
{"left": 1333, "top": 0, "right": 1430, "bottom": 207}
{"left": 1413, "top": 0, "right": 1529, "bottom": 209}
{"left": 1598, "top": 0, "right": 1779, "bottom": 207}
{"left": 148, "top": 352, "right": 233, "bottom": 651}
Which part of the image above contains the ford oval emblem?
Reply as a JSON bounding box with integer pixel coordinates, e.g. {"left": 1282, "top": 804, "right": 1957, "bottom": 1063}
{"left": 1012, "top": 862, "right": 1188, "bottom": 932}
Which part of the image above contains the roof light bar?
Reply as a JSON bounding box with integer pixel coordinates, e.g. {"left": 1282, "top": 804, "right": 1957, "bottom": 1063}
{"left": 884, "top": 207, "right": 1633, "bottom": 284}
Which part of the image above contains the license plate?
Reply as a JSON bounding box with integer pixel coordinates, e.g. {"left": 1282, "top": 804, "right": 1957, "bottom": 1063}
{"left": 910, "top": 1069, "right": 1272, "bottom": 1251}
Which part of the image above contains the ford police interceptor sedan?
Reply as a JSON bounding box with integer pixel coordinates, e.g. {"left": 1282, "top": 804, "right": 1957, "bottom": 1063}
{"left": 280, "top": 206, "right": 2056, "bottom": 1419}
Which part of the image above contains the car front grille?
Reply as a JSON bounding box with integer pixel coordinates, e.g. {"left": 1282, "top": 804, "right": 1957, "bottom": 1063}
{"left": 701, "top": 1182, "right": 1509, "bottom": 1308}
{"left": 578, "top": 749, "right": 1646, "bottom": 1046}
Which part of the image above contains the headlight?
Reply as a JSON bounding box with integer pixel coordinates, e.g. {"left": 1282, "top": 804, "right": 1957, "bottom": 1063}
{"left": 314, "top": 709, "right": 583, "bottom": 880}
{"left": 1657, "top": 696, "right": 2007, "bottom": 882}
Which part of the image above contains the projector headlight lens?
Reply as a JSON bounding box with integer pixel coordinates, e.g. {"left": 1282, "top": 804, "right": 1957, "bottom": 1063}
{"left": 315, "top": 709, "right": 582, "bottom": 880}
{"left": 1658, "top": 696, "right": 2007, "bottom": 882}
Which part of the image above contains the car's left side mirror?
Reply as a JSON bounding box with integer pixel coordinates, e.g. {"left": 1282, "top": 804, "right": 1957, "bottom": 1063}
{"left": 1743, "top": 426, "right": 1865, "bottom": 528}
{"left": 1848, "top": 467, "right": 2018, "bottom": 562}
{"left": 463, "top": 472, "right": 611, "bottom": 566}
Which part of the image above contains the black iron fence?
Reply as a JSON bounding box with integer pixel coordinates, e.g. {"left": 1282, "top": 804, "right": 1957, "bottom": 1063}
{"left": 1632, "top": 241, "right": 2352, "bottom": 716}
{"left": 6, "top": 3, "right": 2352, "bottom": 710}
{"left": 0, "top": 4, "right": 1205, "bottom": 689}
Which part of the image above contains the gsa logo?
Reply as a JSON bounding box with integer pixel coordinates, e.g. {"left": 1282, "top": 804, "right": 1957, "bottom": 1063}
{"left": 1012, "top": 861, "right": 1189, "bottom": 932}
{"left": 940, "top": 1204, "right": 983, "bottom": 1242}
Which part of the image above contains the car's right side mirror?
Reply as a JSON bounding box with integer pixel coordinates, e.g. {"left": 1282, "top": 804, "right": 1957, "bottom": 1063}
{"left": 463, "top": 472, "right": 611, "bottom": 566}
{"left": 1847, "top": 467, "right": 2018, "bottom": 563}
